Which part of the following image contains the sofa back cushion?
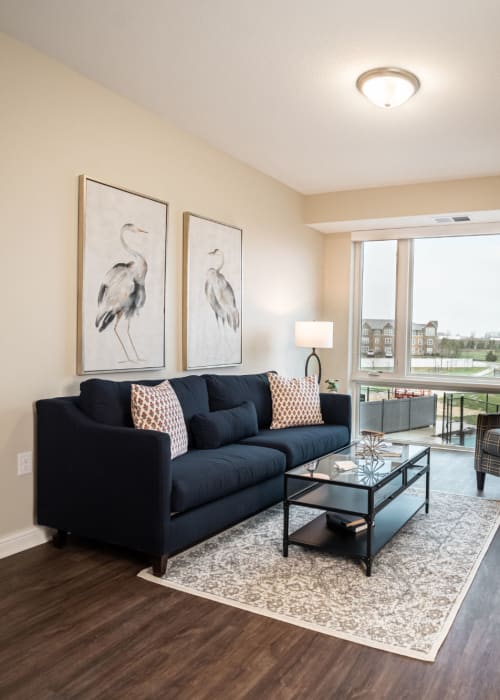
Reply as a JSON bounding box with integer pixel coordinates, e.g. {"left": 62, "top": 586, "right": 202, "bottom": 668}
{"left": 191, "top": 401, "right": 259, "bottom": 449}
{"left": 169, "top": 376, "right": 210, "bottom": 432}
{"left": 79, "top": 378, "right": 161, "bottom": 427}
{"left": 204, "top": 372, "right": 273, "bottom": 429}
{"left": 79, "top": 375, "right": 210, "bottom": 445}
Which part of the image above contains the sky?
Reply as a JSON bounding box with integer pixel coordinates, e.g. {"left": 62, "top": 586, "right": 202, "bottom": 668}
{"left": 362, "top": 235, "right": 500, "bottom": 337}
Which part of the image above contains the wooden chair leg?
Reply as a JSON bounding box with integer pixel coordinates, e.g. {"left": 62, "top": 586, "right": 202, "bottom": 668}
{"left": 476, "top": 471, "right": 486, "bottom": 490}
{"left": 152, "top": 554, "right": 168, "bottom": 577}
{"left": 52, "top": 529, "right": 68, "bottom": 548}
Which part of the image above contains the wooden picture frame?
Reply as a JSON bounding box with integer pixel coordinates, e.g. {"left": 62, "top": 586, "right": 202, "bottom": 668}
{"left": 183, "top": 212, "right": 242, "bottom": 370}
{"left": 77, "top": 175, "right": 168, "bottom": 374}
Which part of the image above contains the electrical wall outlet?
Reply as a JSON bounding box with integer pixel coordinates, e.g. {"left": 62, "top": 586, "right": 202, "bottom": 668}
{"left": 17, "top": 451, "right": 32, "bottom": 476}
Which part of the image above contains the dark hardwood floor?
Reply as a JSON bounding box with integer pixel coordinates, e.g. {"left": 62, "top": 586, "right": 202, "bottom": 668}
{"left": 1, "top": 448, "right": 500, "bottom": 699}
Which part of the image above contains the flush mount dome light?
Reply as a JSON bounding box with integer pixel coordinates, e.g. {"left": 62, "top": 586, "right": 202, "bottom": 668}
{"left": 356, "top": 67, "right": 420, "bottom": 108}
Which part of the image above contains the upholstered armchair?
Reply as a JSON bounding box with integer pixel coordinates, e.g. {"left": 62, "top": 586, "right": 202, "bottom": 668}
{"left": 474, "top": 413, "right": 500, "bottom": 489}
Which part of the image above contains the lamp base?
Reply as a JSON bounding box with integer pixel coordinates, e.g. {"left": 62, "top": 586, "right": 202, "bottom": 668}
{"left": 304, "top": 349, "right": 322, "bottom": 384}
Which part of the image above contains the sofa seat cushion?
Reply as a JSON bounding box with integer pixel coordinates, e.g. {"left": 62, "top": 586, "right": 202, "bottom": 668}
{"left": 240, "top": 425, "right": 350, "bottom": 468}
{"left": 171, "top": 444, "right": 286, "bottom": 513}
{"left": 483, "top": 429, "right": 500, "bottom": 457}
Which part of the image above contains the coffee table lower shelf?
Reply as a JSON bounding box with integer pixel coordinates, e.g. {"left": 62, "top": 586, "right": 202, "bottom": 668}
{"left": 286, "top": 493, "right": 426, "bottom": 572}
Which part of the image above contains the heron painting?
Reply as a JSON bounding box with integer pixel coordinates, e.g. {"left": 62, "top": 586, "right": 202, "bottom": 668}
{"left": 183, "top": 213, "right": 242, "bottom": 370}
{"left": 205, "top": 248, "right": 240, "bottom": 333}
{"left": 95, "top": 223, "right": 149, "bottom": 363}
{"left": 78, "top": 177, "right": 168, "bottom": 373}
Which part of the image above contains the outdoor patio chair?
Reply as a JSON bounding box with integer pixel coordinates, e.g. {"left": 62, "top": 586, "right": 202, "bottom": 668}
{"left": 474, "top": 413, "right": 500, "bottom": 489}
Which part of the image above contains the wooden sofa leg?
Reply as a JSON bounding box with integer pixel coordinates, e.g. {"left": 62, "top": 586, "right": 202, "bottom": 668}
{"left": 52, "top": 529, "right": 68, "bottom": 548}
{"left": 476, "top": 472, "right": 486, "bottom": 490}
{"left": 152, "top": 555, "right": 168, "bottom": 577}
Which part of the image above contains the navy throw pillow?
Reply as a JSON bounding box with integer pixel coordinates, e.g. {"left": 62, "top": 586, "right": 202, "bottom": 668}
{"left": 191, "top": 401, "right": 259, "bottom": 449}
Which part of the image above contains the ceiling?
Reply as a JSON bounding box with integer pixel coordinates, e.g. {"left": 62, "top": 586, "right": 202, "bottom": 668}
{"left": 1, "top": 0, "right": 500, "bottom": 195}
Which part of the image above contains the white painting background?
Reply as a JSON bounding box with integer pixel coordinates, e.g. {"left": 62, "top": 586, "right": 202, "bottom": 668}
{"left": 82, "top": 180, "right": 167, "bottom": 372}
{"left": 186, "top": 216, "right": 242, "bottom": 368}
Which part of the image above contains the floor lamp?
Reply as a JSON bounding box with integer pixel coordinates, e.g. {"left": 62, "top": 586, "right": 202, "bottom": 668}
{"left": 295, "top": 321, "right": 334, "bottom": 384}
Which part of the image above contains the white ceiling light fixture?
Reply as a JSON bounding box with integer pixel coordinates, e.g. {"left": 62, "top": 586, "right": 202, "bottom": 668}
{"left": 356, "top": 67, "right": 420, "bottom": 109}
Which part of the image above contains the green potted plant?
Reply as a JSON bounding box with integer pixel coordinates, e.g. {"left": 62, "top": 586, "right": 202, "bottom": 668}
{"left": 325, "top": 378, "right": 339, "bottom": 392}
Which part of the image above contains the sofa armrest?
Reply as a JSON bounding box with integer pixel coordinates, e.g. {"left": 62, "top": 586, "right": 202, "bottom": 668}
{"left": 36, "top": 397, "right": 172, "bottom": 556}
{"left": 320, "top": 392, "right": 351, "bottom": 436}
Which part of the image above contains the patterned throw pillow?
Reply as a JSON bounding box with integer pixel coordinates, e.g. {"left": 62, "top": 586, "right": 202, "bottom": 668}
{"left": 131, "top": 380, "right": 188, "bottom": 459}
{"left": 268, "top": 373, "right": 324, "bottom": 429}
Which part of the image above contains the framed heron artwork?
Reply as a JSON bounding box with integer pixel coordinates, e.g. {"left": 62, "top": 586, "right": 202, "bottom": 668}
{"left": 77, "top": 176, "right": 168, "bottom": 374}
{"left": 183, "top": 212, "right": 242, "bottom": 370}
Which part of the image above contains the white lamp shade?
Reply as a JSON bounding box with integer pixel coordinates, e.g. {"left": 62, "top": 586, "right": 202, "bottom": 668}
{"left": 356, "top": 67, "right": 420, "bottom": 109}
{"left": 295, "top": 321, "right": 334, "bottom": 349}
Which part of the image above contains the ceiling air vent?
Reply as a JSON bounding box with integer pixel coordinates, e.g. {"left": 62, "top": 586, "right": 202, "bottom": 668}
{"left": 433, "top": 215, "right": 471, "bottom": 224}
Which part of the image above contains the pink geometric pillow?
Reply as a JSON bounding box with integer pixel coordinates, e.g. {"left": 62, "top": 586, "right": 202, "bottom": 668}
{"left": 131, "top": 380, "right": 188, "bottom": 459}
{"left": 268, "top": 373, "right": 324, "bottom": 429}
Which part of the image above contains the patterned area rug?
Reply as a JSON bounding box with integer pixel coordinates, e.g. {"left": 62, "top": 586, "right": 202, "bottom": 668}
{"left": 138, "top": 491, "right": 500, "bottom": 661}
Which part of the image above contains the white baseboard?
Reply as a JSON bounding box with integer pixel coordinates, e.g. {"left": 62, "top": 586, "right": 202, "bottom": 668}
{"left": 0, "top": 525, "right": 52, "bottom": 559}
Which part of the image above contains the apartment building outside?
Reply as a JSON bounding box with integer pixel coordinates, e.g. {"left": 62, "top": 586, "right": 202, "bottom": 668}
{"left": 362, "top": 319, "right": 438, "bottom": 356}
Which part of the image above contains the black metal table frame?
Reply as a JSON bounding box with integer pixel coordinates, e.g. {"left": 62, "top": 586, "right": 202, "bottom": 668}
{"left": 283, "top": 445, "right": 430, "bottom": 576}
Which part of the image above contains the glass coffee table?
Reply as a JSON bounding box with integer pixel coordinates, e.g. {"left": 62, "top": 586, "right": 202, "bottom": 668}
{"left": 283, "top": 443, "right": 430, "bottom": 576}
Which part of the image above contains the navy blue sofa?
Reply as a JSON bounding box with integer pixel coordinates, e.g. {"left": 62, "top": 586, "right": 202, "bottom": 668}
{"left": 36, "top": 372, "right": 351, "bottom": 576}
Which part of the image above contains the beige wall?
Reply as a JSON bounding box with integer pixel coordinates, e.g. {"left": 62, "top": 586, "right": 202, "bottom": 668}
{"left": 306, "top": 176, "right": 500, "bottom": 226}
{"left": 320, "top": 234, "right": 353, "bottom": 395}
{"left": 0, "top": 33, "right": 323, "bottom": 538}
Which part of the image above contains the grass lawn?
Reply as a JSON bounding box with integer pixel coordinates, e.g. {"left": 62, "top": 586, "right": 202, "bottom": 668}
{"left": 436, "top": 391, "right": 500, "bottom": 426}
{"left": 411, "top": 367, "right": 486, "bottom": 376}
{"left": 463, "top": 392, "right": 500, "bottom": 411}
{"left": 458, "top": 349, "right": 495, "bottom": 361}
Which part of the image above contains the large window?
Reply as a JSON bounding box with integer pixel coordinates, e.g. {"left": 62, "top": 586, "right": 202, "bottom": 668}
{"left": 411, "top": 235, "right": 500, "bottom": 377}
{"left": 359, "top": 240, "right": 397, "bottom": 370}
{"left": 352, "top": 230, "right": 500, "bottom": 447}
